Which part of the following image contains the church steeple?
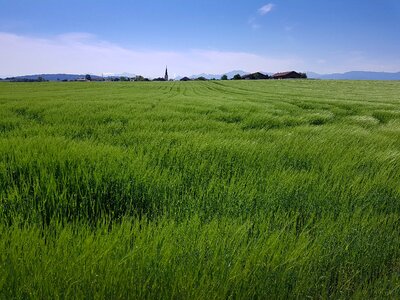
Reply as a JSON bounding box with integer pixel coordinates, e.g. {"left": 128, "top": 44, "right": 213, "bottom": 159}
{"left": 164, "top": 66, "right": 169, "bottom": 81}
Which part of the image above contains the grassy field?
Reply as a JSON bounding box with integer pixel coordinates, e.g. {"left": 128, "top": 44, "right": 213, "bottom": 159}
{"left": 0, "top": 80, "right": 400, "bottom": 298}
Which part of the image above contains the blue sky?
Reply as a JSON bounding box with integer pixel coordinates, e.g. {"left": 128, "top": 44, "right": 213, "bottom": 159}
{"left": 0, "top": 0, "right": 399, "bottom": 77}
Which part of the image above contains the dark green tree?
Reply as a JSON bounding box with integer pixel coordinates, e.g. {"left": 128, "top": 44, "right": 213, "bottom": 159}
{"left": 221, "top": 74, "right": 228, "bottom": 80}
{"left": 134, "top": 75, "right": 145, "bottom": 81}
{"left": 233, "top": 74, "right": 242, "bottom": 80}
{"left": 299, "top": 73, "right": 308, "bottom": 79}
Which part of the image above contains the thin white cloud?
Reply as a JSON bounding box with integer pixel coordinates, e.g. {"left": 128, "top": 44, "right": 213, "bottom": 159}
{"left": 248, "top": 17, "right": 261, "bottom": 30}
{"left": 258, "top": 3, "right": 275, "bottom": 16}
{"left": 0, "top": 32, "right": 304, "bottom": 77}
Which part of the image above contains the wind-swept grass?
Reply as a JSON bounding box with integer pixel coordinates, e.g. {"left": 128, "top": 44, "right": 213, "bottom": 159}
{"left": 0, "top": 80, "right": 400, "bottom": 298}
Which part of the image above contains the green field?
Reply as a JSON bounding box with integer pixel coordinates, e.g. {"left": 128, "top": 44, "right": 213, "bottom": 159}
{"left": 1, "top": 80, "right": 400, "bottom": 298}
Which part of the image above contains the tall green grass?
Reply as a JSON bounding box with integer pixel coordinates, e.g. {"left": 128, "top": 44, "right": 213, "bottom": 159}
{"left": 0, "top": 80, "right": 400, "bottom": 298}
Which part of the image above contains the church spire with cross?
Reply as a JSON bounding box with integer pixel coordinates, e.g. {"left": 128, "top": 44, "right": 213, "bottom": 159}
{"left": 164, "top": 66, "right": 168, "bottom": 81}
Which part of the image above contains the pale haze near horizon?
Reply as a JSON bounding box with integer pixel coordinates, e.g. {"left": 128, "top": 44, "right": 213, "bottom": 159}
{"left": 0, "top": 0, "right": 399, "bottom": 78}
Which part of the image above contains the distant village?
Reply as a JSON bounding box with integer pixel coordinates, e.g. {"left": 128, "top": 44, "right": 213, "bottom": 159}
{"left": 178, "top": 71, "right": 307, "bottom": 82}
{"left": 1, "top": 68, "right": 307, "bottom": 82}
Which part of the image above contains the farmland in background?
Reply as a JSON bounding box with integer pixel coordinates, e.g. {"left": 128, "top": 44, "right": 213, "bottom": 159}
{"left": 0, "top": 80, "right": 400, "bottom": 298}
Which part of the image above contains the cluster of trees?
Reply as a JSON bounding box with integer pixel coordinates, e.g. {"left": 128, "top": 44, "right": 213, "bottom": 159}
{"left": 228, "top": 72, "right": 307, "bottom": 80}
{"left": 180, "top": 74, "right": 277, "bottom": 81}
{"left": 3, "top": 76, "right": 48, "bottom": 82}
{"left": 114, "top": 75, "right": 168, "bottom": 82}
{"left": 108, "top": 76, "right": 131, "bottom": 82}
{"left": 179, "top": 72, "right": 307, "bottom": 82}
{"left": 296, "top": 72, "right": 308, "bottom": 79}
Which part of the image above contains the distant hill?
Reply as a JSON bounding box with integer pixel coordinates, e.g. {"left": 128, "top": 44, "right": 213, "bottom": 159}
{"left": 2, "top": 74, "right": 104, "bottom": 81}
{"left": 308, "top": 71, "right": 400, "bottom": 80}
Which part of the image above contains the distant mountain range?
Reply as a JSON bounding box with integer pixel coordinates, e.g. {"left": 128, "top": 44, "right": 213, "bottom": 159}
{"left": 1, "top": 71, "right": 400, "bottom": 81}
{"left": 182, "top": 70, "right": 250, "bottom": 80}
{"left": 307, "top": 71, "right": 400, "bottom": 80}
